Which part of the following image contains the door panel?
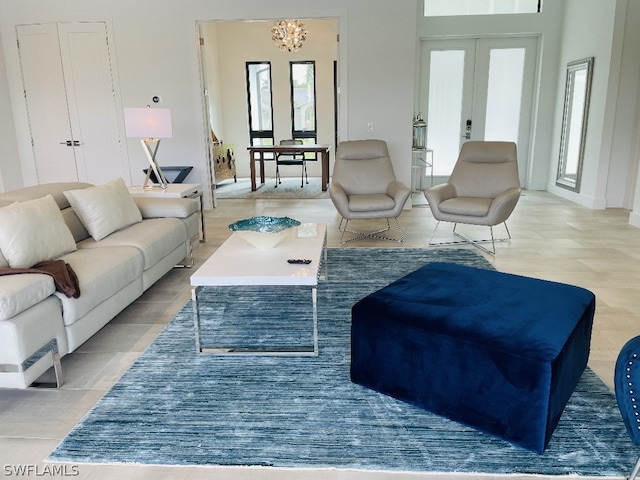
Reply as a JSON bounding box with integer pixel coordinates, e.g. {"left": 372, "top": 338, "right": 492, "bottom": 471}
{"left": 18, "top": 22, "right": 125, "bottom": 185}
{"left": 419, "top": 36, "right": 538, "bottom": 185}
{"left": 17, "top": 24, "right": 78, "bottom": 182}
{"left": 474, "top": 37, "right": 537, "bottom": 184}
{"left": 58, "top": 23, "right": 124, "bottom": 184}
{"left": 420, "top": 39, "right": 475, "bottom": 176}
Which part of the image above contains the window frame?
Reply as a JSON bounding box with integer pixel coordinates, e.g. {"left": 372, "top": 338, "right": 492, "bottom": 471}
{"left": 245, "top": 61, "right": 275, "bottom": 149}
{"left": 289, "top": 60, "right": 318, "bottom": 157}
{"left": 423, "top": 0, "right": 541, "bottom": 17}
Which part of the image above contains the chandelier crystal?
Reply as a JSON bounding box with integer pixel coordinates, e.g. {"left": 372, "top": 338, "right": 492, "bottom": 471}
{"left": 271, "top": 19, "right": 307, "bottom": 52}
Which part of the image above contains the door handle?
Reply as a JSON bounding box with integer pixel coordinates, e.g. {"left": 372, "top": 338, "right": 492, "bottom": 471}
{"left": 462, "top": 119, "right": 472, "bottom": 140}
{"left": 60, "top": 140, "right": 73, "bottom": 146}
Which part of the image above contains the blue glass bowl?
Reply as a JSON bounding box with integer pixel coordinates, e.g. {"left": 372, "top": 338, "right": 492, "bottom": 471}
{"left": 229, "top": 216, "right": 300, "bottom": 248}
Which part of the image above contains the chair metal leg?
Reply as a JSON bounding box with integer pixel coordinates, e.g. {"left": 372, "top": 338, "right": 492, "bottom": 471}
{"left": 300, "top": 161, "right": 304, "bottom": 187}
{"left": 629, "top": 454, "right": 640, "bottom": 480}
{"left": 428, "top": 221, "right": 512, "bottom": 255}
{"left": 301, "top": 160, "right": 308, "bottom": 187}
{"left": 338, "top": 217, "right": 404, "bottom": 243}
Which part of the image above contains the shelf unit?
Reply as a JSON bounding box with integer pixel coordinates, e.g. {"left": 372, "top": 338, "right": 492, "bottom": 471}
{"left": 411, "top": 148, "right": 434, "bottom": 192}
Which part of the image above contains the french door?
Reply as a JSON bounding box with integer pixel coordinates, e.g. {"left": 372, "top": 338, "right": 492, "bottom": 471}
{"left": 418, "top": 36, "right": 538, "bottom": 185}
{"left": 17, "top": 22, "right": 125, "bottom": 185}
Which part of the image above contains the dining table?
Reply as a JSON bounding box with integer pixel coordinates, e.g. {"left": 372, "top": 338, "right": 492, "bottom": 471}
{"left": 246, "top": 144, "right": 331, "bottom": 191}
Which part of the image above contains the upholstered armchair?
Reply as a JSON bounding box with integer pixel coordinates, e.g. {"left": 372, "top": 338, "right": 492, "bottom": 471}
{"left": 330, "top": 139, "right": 411, "bottom": 243}
{"left": 424, "top": 141, "right": 520, "bottom": 254}
{"left": 615, "top": 335, "right": 640, "bottom": 480}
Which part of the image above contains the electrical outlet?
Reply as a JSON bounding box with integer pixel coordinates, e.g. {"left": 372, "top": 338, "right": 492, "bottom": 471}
{"left": 367, "top": 122, "right": 374, "bottom": 132}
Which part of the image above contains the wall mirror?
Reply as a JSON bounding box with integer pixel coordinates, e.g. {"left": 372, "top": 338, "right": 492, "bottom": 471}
{"left": 556, "top": 57, "right": 594, "bottom": 191}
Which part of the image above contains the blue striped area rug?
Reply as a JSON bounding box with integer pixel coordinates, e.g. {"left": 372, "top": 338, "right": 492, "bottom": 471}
{"left": 48, "top": 248, "right": 636, "bottom": 476}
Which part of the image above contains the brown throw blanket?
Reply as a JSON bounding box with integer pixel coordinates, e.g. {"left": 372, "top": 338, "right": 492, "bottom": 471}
{"left": 0, "top": 259, "right": 81, "bottom": 298}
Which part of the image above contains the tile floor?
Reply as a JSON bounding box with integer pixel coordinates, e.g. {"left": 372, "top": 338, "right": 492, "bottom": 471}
{"left": 1, "top": 189, "right": 639, "bottom": 479}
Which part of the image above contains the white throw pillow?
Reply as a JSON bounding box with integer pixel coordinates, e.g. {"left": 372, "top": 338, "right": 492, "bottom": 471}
{"left": 0, "top": 194, "right": 77, "bottom": 268}
{"left": 64, "top": 178, "right": 142, "bottom": 241}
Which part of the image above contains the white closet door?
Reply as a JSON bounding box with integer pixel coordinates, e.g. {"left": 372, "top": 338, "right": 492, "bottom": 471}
{"left": 57, "top": 22, "right": 125, "bottom": 184}
{"left": 17, "top": 22, "right": 125, "bottom": 185}
{"left": 17, "top": 24, "right": 78, "bottom": 182}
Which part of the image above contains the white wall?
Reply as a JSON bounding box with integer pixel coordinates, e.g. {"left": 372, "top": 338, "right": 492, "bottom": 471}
{"left": 0, "top": 0, "right": 417, "bottom": 209}
{"left": 623, "top": 0, "right": 640, "bottom": 226}
{"left": 0, "top": 31, "right": 21, "bottom": 192}
{"left": 201, "top": 22, "right": 225, "bottom": 144}
{"left": 546, "top": 0, "right": 619, "bottom": 209}
{"left": 604, "top": 0, "right": 640, "bottom": 209}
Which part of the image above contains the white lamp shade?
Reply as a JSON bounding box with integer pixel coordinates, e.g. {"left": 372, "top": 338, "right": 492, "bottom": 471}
{"left": 124, "top": 108, "right": 173, "bottom": 138}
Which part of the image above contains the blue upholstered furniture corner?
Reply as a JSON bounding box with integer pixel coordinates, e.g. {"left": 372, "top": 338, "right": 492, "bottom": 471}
{"left": 350, "top": 262, "right": 595, "bottom": 453}
{"left": 615, "top": 335, "right": 640, "bottom": 480}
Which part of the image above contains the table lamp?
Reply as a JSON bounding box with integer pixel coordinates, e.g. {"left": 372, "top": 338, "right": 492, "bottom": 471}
{"left": 124, "top": 107, "right": 173, "bottom": 189}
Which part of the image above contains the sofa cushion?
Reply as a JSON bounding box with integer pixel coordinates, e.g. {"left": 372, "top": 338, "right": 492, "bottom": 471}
{"left": 56, "top": 246, "right": 144, "bottom": 326}
{"left": 64, "top": 178, "right": 142, "bottom": 241}
{"left": 0, "top": 182, "right": 92, "bottom": 209}
{"left": 61, "top": 207, "right": 91, "bottom": 243}
{"left": 77, "top": 218, "right": 187, "bottom": 271}
{"left": 0, "top": 274, "right": 56, "bottom": 321}
{"left": 0, "top": 195, "right": 77, "bottom": 268}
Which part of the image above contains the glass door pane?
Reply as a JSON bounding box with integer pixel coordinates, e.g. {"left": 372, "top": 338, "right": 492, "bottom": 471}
{"left": 484, "top": 48, "right": 525, "bottom": 143}
{"left": 425, "top": 50, "right": 467, "bottom": 175}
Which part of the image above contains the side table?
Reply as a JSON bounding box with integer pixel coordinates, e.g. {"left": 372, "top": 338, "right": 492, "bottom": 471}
{"left": 128, "top": 183, "right": 206, "bottom": 243}
{"left": 411, "top": 148, "right": 434, "bottom": 193}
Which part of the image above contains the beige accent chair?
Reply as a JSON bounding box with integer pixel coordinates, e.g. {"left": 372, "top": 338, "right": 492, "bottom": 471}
{"left": 330, "top": 139, "right": 411, "bottom": 243}
{"left": 276, "top": 139, "right": 307, "bottom": 188}
{"left": 424, "top": 141, "right": 520, "bottom": 254}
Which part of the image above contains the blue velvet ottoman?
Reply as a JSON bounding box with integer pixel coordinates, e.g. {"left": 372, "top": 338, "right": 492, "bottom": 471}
{"left": 350, "top": 262, "right": 595, "bottom": 453}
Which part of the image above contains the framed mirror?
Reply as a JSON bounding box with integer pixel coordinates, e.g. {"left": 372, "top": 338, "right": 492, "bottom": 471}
{"left": 556, "top": 57, "right": 594, "bottom": 191}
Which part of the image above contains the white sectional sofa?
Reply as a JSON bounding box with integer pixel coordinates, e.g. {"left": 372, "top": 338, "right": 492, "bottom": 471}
{"left": 0, "top": 179, "right": 200, "bottom": 389}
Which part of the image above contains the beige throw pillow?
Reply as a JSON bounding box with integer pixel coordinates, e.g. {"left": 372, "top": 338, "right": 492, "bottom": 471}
{"left": 0, "top": 194, "right": 77, "bottom": 268}
{"left": 64, "top": 178, "right": 142, "bottom": 241}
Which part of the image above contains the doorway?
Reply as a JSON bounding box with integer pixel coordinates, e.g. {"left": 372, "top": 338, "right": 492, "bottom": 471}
{"left": 418, "top": 36, "right": 538, "bottom": 186}
{"left": 197, "top": 19, "right": 339, "bottom": 206}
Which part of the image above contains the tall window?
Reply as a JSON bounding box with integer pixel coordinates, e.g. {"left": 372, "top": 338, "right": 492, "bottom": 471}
{"left": 290, "top": 61, "right": 317, "bottom": 157}
{"left": 424, "top": 0, "right": 541, "bottom": 16}
{"left": 246, "top": 62, "right": 274, "bottom": 148}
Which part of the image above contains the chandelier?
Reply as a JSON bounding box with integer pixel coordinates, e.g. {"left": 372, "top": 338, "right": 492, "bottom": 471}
{"left": 271, "top": 19, "right": 307, "bottom": 52}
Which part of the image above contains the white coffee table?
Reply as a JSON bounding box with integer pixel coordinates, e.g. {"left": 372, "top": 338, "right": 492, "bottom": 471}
{"left": 190, "top": 223, "right": 327, "bottom": 356}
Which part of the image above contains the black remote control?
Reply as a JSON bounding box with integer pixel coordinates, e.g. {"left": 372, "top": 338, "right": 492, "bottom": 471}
{"left": 287, "top": 259, "right": 311, "bottom": 264}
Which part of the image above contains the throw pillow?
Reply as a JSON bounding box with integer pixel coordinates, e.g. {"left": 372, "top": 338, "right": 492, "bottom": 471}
{"left": 64, "top": 178, "right": 142, "bottom": 241}
{"left": 0, "top": 194, "right": 77, "bottom": 268}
